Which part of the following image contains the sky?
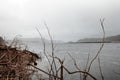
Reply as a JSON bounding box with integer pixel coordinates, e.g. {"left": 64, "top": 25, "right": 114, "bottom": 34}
{"left": 0, "top": 0, "right": 120, "bottom": 41}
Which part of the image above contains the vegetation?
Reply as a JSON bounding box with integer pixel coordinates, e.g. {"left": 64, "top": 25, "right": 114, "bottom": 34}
{"left": 29, "top": 19, "right": 105, "bottom": 80}
{"left": 0, "top": 37, "right": 41, "bottom": 80}
{"left": 0, "top": 19, "right": 105, "bottom": 80}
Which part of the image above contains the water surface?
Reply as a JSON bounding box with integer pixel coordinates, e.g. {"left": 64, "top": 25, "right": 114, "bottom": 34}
{"left": 27, "top": 43, "right": 120, "bottom": 80}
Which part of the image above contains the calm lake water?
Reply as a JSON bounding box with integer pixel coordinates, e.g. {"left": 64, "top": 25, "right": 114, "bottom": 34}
{"left": 26, "top": 42, "right": 120, "bottom": 80}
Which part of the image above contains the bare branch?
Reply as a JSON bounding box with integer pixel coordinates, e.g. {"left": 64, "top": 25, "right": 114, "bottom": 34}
{"left": 36, "top": 27, "right": 51, "bottom": 66}
{"left": 63, "top": 66, "right": 97, "bottom": 80}
{"left": 67, "top": 52, "right": 82, "bottom": 80}
{"left": 29, "top": 64, "right": 60, "bottom": 79}
{"left": 44, "top": 22, "right": 58, "bottom": 79}
{"left": 67, "top": 53, "right": 81, "bottom": 70}
{"left": 84, "top": 52, "right": 90, "bottom": 71}
{"left": 84, "top": 19, "right": 105, "bottom": 79}
{"left": 87, "top": 19, "right": 105, "bottom": 72}
{"left": 98, "top": 57, "right": 104, "bottom": 80}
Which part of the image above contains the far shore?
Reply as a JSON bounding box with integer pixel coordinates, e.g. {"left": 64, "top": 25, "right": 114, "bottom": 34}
{"left": 67, "top": 42, "right": 120, "bottom": 44}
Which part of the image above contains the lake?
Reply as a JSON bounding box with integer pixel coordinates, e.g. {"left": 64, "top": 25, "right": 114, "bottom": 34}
{"left": 26, "top": 42, "right": 120, "bottom": 80}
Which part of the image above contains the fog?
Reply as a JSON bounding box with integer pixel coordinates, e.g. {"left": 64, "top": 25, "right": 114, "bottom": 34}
{"left": 0, "top": 0, "right": 120, "bottom": 41}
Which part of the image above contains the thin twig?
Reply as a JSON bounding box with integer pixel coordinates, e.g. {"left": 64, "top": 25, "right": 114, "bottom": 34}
{"left": 44, "top": 22, "right": 58, "bottom": 79}
{"left": 85, "top": 19, "right": 105, "bottom": 79}
{"left": 30, "top": 64, "right": 60, "bottom": 79}
{"left": 85, "top": 52, "right": 90, "bottom": 72}
{"left": 36, "top": 27, "right": 51, "bottom": 64}
{"left": 36, "top": 27, "right": 53, "bottom": 79}
{"left": 63, "top": 66, "right": 96, "bottom": 80}
{"left": 67, "top": 52, "right": 82, "bottom": 80}
{"left": 83, "top": 52, "right": 90, "bottom": 80}
{"left": 98, "top": 57, "right": 104, "bottom": 80}
{"left": 88, "top": 19, "right": 105, "bottom": 72}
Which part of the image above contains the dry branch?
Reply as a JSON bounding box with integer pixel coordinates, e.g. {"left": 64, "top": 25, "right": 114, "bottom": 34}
{"left": 84, "top": 19, "right": 105, "bottom": 80}
{"left": 98, "top": 57, "right": 104, "bottom": 80}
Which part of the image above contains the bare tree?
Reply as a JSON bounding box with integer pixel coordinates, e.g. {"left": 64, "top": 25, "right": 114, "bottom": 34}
{"left": 29, "top": 19, "right": 105, "bottom": 80}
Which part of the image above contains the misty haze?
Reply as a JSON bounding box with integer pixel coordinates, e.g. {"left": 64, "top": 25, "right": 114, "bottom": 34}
{"left": 0, "top": 0, "right": 120, "bottom": 80}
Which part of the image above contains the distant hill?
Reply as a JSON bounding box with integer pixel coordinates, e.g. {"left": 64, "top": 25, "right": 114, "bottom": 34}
{"left": 77, "top": 35, "right": 120, "bottom": 43}
{"left": 106, "top": 35, "right": 120, "bottom": 41}
{"left": 21, "top": 38, "right": 64, "bottom": 44}
{"left": 7, "top": 37, "right": 64, "bottom": 44}
{"left": 20, "top": 38, "right": 49, "bottom": 44}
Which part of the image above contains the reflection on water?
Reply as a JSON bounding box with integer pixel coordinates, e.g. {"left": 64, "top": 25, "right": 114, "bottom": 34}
{"left": 27, "top": 43, "right": 120, "bottom": 80}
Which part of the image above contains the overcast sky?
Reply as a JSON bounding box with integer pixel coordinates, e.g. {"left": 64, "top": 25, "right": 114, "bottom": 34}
{"left": 0, "top": 0, "right": 120, "bottom": 41}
